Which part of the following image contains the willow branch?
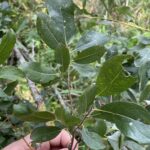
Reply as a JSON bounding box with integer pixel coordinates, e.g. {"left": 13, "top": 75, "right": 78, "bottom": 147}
{"left": 76, "top": 14, "right": 150, "bottom": 31}
{"left": 53, "top": 86, "right": 68, "bottom": 110}
{"left": 14, "top": 44, "right": 43, "bottom": 108}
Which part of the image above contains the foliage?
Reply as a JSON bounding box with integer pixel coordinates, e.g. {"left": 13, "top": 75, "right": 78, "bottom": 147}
{"left": 0, "top": 0, "right": 150, "bottom": 149}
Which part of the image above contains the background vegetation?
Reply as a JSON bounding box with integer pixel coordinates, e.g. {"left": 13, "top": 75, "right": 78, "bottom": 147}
{"left": 0, "top": 0, "right": 150, "bottom": 149}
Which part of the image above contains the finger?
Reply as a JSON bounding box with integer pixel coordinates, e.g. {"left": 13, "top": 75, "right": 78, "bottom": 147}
{"left": 60, "top": 130, "right": 71, "bottom": 147}
{"left": 49, "top": 131, "right": 62, "bottom": 147}
{"left": 51, "top": 147, "right": 62, "bottom": 150}
{"left": 50, "top": 130, "right": 70, "bottom": 147}
{"left": 71, "top": 139, "right": 78, "bottom": 150}
{"left": 3, "top": 135, "right": 33, "bottom": 150}
{"left": 72, "top": 143, "right": 78, "bottom": 150}
{"left": 37, "top": 141, "right": 50, "bottom": 150}
{"left": 50, "top": 130, "right": 78, "bottom": 149}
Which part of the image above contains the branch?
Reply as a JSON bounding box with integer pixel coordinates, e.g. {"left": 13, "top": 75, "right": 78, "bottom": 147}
{"left": 76, "top": 14, "right": 150, "bottom": 31}
{"left": 70, "top": 106, "right": 93, "bottom": 150}
{"left": 14, "top": 44, "right": 43, "bottom": 108}
{"left": 67, "top": 69, "right": 73, "bottom": 112}
{"left": 27, "top": 79, "right": 43, "bottom": 108}
{"left": 53, "top": 86, "right": 68, "bottom": 110}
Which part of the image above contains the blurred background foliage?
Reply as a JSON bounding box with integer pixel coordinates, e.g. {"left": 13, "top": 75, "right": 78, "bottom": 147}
{"left": 0, "top": 0, "right": 150, "bottom": 149}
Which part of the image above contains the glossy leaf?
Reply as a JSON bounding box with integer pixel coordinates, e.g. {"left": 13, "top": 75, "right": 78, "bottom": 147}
{"left": 72, "top": 63, "right": 96, "bottom": 77}
{"left": 108, "top": 131, "right": 121, "bottom": 150}
{"left": 0, "top": 89, "right": 8, "bottom": 98}
{"left": 74, "top": 31, "right": 108, "bottom": 64}
{"left": 93, "top": 119, "right": 107, "bottom": 137}
{"left": 54, "top": 45, "right": 70, "bottom": 72}
{"left": 37, "top": 13, "right": 65, "bottom": 50}
{"left": 14, "top": 111, "right": 55, "bottom": 122}
{"left": 140, "top": 81, "right": 150, "bottom": 101}
{"left": 96, "top": 55, "right": 136, "bottom": 96}
{"left": 92, "top": 102, "right": 150, "bottom": 144}
{"left": 74, "top": 46, "right": 106, "bottom": 64}
{"left": 20, "top": 62, "right": 58, "bottom": 84}
{"left": 139, "top": 61, "right": 150, "bottom": 90}
{"left": 138, "top": 36, "right": 150, "bottom": 45}
{"left": 31, "top": 126, "right": 61, "bottom": 143}
{"left": 135, "top": 48, "right": 150, "bottom": 67}
{"left": 80, "top": 128, "right": 105, "bottom": 150}
{"left": 0, "top": 66, "right": 24, "bottom": 81}
{"left": 46, "top": 0, "right": 76, "bottom": 42}
{"left": 13, "top": 102, "right": 36, "bottom": 116}
{"left": 76, "top": 31, "right": 109, "bottom": 52}
{"left": 55, "top": 107, "right": 80, "bottom": 128}
{"left": 0, "top": 30, "right": 16, "bottom": 64}
{"left": 98, "top": 102, "right": 150, "bottom": 124}
{"left": 76, "top": 85, "right": 96, "bottom": 115}
{"left": 4, "top": 81, "right": 18, "bottom": 95}
{"left": 123, "top": 140, "right": 145, "bottom": 150}
{"left": 37, "top": 0, "right": 76, "bottom": 72}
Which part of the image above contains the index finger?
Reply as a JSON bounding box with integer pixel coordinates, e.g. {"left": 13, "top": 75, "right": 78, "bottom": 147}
{"left": 50, "top": 130, "right": 78, "bottom": 149}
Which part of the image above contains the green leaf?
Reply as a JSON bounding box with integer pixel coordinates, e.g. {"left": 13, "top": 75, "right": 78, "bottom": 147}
{"left": 14, "top": 111, "right": 55, "bottom": 122}
{"left": 37, "top": 13, "right": 70, "bottom": 72}
{"left": 55, "top": 107, "right": 80, "bottom": 128}
{"left": 97, "top": 102, "right": 150, "bottom": 124}
{"left": 20, "top": 62, "right": 58, "bottom": 84}
{"left": 138, "top": 36, "right": 150, "bottom": 45}
{"left": 37, "top": 0, "right": 75, "bottom": 72}
{"left": 0, "top": 101, "right": 12, "bottom": 111}
{"left": 139, "top": 61, "right": 150, "bottom": 90}
{"left": 4, "top": 81, "right": 18, "bottom": 95}
{"left": 74, "top": 31, "right": 108, "bottom": 64}
{"left": 108, "top": 131, "right": 121, "bottom": 150}
{"left": 37, "top": 13, "right": 65, "bottom": 50}
{"left": 55, "top": 45, "right": 70, "bottom": 72}
{"left": 93, "top": 119, "right": 107, "bottom": 137}
{"left": 13, "top": 102, "right": 36, "bottom": 116}
{"left": 46, "top": 0, "right": 76, "bottom": 43}
{"left": 96, "top": 55, "right": 136, "bottom": 96}
{"left": 80, "top": 128, "right": 105, "bottom": 150}
{"left": 135, "top": 48, "right": 150, "bottom": 67}
{"left": 0, "top": 30, "right": 16, "bottom": 64}
{"left": 76, "top": 85, "right": 96, "bottom": 115}
{"left": 0, "top": 66, "right": 24, "bottom": 81}
{"left": 123, "top": 140, "right": 145, "bottom": 150}
{"left": 0, "top": 135, "right": 5, "bottom": 144}
{"left": 116, "top": 6, "right": 131, "bottom": 16}
{"left": 92, "top": 102, "right": 150, "bottom": 144}
{"left": 76, "top": 31, "right": 109, "bottom": 52}
{"left": 140, "top": 81, "right": 150, "bottom": 101}
{"left": 72, "top": 63, "right": 96, "bottom": 77}
{"left": 0, "top": 89, "right": 8, "bottom": 99}
{"left": 74, "top": 46, "right": 106, "bottom": 64}
{"left": 31, "top": 126, "right": 61, "bottom": 143}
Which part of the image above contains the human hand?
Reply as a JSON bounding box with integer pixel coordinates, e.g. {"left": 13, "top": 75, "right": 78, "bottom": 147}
{"left": 3, "top": 130, "right": 78, "bottom": 150}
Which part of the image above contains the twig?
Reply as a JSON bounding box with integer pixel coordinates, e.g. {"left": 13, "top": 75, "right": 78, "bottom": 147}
{"left": 78, "top": 106, "right": 93, "bottom": 127}
{"left": 70, "top": 106, "right": 93, "bottom": 150}
{"left": 22, "top": 137, "right": 34, "bottom": 150}
{"left": 53, "top": 86, "right": 68, "bottom": 110}
{"left": 14, "top": 44, "right": 43, "bottom": 109}
{"left": 14, "top": 47, "right": 26, "bottom": 63}
{"left": 27, "top": 79, "right": 43, "bottom": 108}
{"left": 67, "top": 69, "right": 73, "bottom": 113}
{"left": 73, "top": 141, "right": 79, "bottom": 150}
